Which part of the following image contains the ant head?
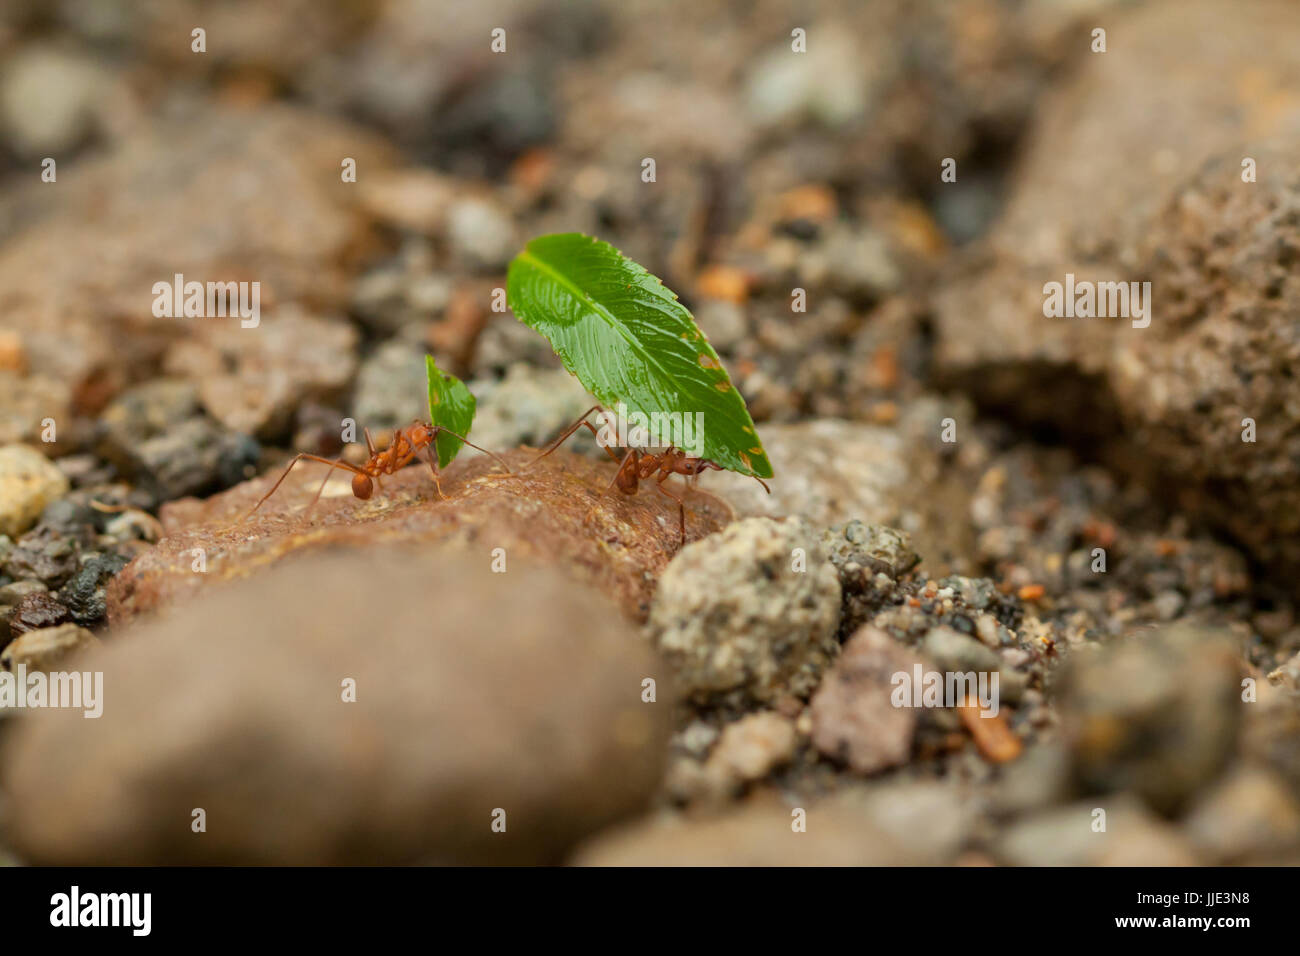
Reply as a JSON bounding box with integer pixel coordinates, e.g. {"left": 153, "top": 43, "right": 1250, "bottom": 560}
{"left": 352, "top": 473, "right": 374, "bottom": 500}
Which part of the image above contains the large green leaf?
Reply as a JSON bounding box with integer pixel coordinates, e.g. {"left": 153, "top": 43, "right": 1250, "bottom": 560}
{"left": 506, "top": 233, "right": 772, "bottom": 478}
{"left": 425, "top": 355, "right": 476, "bottom": 468}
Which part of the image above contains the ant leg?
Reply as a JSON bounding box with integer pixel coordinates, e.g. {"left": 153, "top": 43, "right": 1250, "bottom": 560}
{"left": 526, "top": 406, "right": 620, "bottom": 469}
{"left": 430, "top": 426, "right": 515, "bottom": 476}
{"left": 422, "top": 445, "right": 448, "bottom": 501}
{"left": 247, "top": 454, "right": 371, "bottom": 517}
{"left": 583, "top": 448, "right": 637, "bottom": 526}
{"left": 654, "top": 475, "right": 688, "bottom": 548}
{"left": 363, "top": 427, "right": 377, "bottom": 457}
{"left": 308, "top": 460, "right": 342, "bottom": 508}
{"left": 604, "top": 449, "right": 637, "bottom": 494}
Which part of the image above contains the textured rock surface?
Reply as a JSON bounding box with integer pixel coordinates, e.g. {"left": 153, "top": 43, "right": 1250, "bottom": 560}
{"left": 1114, "top": 150, "right": 1300, "bottom": 590}
{"left": 647, "top": 517, "right": 841, "bottom": 704}
{"left": 929, "top": 0, "right": 1300, "bottom": 595}
{"left": 5, "top": 551, "right": 672, "bottom": 865}
{"left": 108, "top": 448, "right": 730, "bottom": 625}
{"left": 987, "top": 0, "right": 1300, "bottom": 270}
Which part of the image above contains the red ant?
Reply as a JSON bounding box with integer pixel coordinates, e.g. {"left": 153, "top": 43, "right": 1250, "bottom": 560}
{"left": 528, "top": 405, "right": 770, "bottom": 547}
{"left": 248, "top": 421, "right": 512, "bottom": 516}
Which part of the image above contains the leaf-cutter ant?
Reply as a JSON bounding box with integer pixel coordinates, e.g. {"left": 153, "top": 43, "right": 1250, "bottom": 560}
{"left": 248, "top": 420, "right": 512, "bottom": 516}
{"left": 528, "top": 405, "right": 770, "bottom": 547}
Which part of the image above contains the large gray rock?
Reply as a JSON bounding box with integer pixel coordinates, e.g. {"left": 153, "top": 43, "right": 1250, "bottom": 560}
{"left": 4, "top": 550, "right": 672, "bottom": 864}
{"left": 703, "top": 416, "right": 976, "bottom": 576}
{"left": 647, "top": 517, "right": 841, "bottom": 704}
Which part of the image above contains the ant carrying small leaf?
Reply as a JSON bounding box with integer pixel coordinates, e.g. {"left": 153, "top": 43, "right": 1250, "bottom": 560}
{"left": 527, "top": 405, "right": 770, "bottom": 548}
{"left": 247, "top": 420, "right": 512, "bottom": 517}
{"left": 250, "top": 355, "right": 509, "bottom": 517}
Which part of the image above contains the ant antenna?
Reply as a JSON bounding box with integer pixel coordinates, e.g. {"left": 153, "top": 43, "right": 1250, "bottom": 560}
{"left": 433, "top": 426, "right": 515, "bottom": 475}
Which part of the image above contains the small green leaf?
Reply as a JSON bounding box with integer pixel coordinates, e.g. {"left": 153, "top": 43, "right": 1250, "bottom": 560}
{"left": 425, "top": 354, "right": 476, "bottom": 468}
{"left": 506, "top": 233, "right": 772, "bottom": 478}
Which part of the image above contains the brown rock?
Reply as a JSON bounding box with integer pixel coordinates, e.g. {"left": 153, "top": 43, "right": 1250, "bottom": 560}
{"left": 5, "top": 551, "right": 672, "bottom": 865}
{"left": 107, "top": 448, "right": 730, "bottom": 625}
{"left": 991, "top": 0, "right": 1300, "bottom": 270}
{"left": 936, "top": 0, "right": 1300, "bottom": 386}
{"left": 7, "top": 592, "right": 70, "bottom": 637}
{"left": 0, "top": 372, "right": 72, "bottom": 450}
{"left": 0, "top": 106, "right": 394, "bottom": 398}
{"left": 163, "top": 306, "right": 359, "bottom": 440}
{"left": 810, "top": 625, "right": 922, "bottom": 774}
{"left": 930, "top": 0, "right": 1300, "bottom": 595}
{"left": 1114, "top": 149, "right": 1300, "bottom": 591}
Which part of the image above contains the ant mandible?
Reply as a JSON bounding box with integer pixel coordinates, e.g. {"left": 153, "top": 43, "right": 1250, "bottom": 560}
{"left": 248, "top": 420, "right": 512, "bottom": 517}
{"left": 527, "top": 405, "right": 770, "bottom": 547}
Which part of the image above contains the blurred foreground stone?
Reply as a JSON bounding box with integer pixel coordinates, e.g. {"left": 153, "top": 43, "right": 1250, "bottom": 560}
{"left": 4, "top": 551, "right": 672, "bottom": 865}
{"left": 1057, "top": 625, "right": 1242, "bottom": 815}
{"left": 575, "top": 781, "right": 976, "bottom": 866}
{"left": 573, "top": 798, "right": 907, "bottom": 867}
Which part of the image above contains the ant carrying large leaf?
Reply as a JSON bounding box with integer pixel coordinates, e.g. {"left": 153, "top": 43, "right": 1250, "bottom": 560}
{"left": 527, "top": 404, "right": 769, "bottom": 547}
{"left": 508, "top": 234, "right": 774, "bottom": 547}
